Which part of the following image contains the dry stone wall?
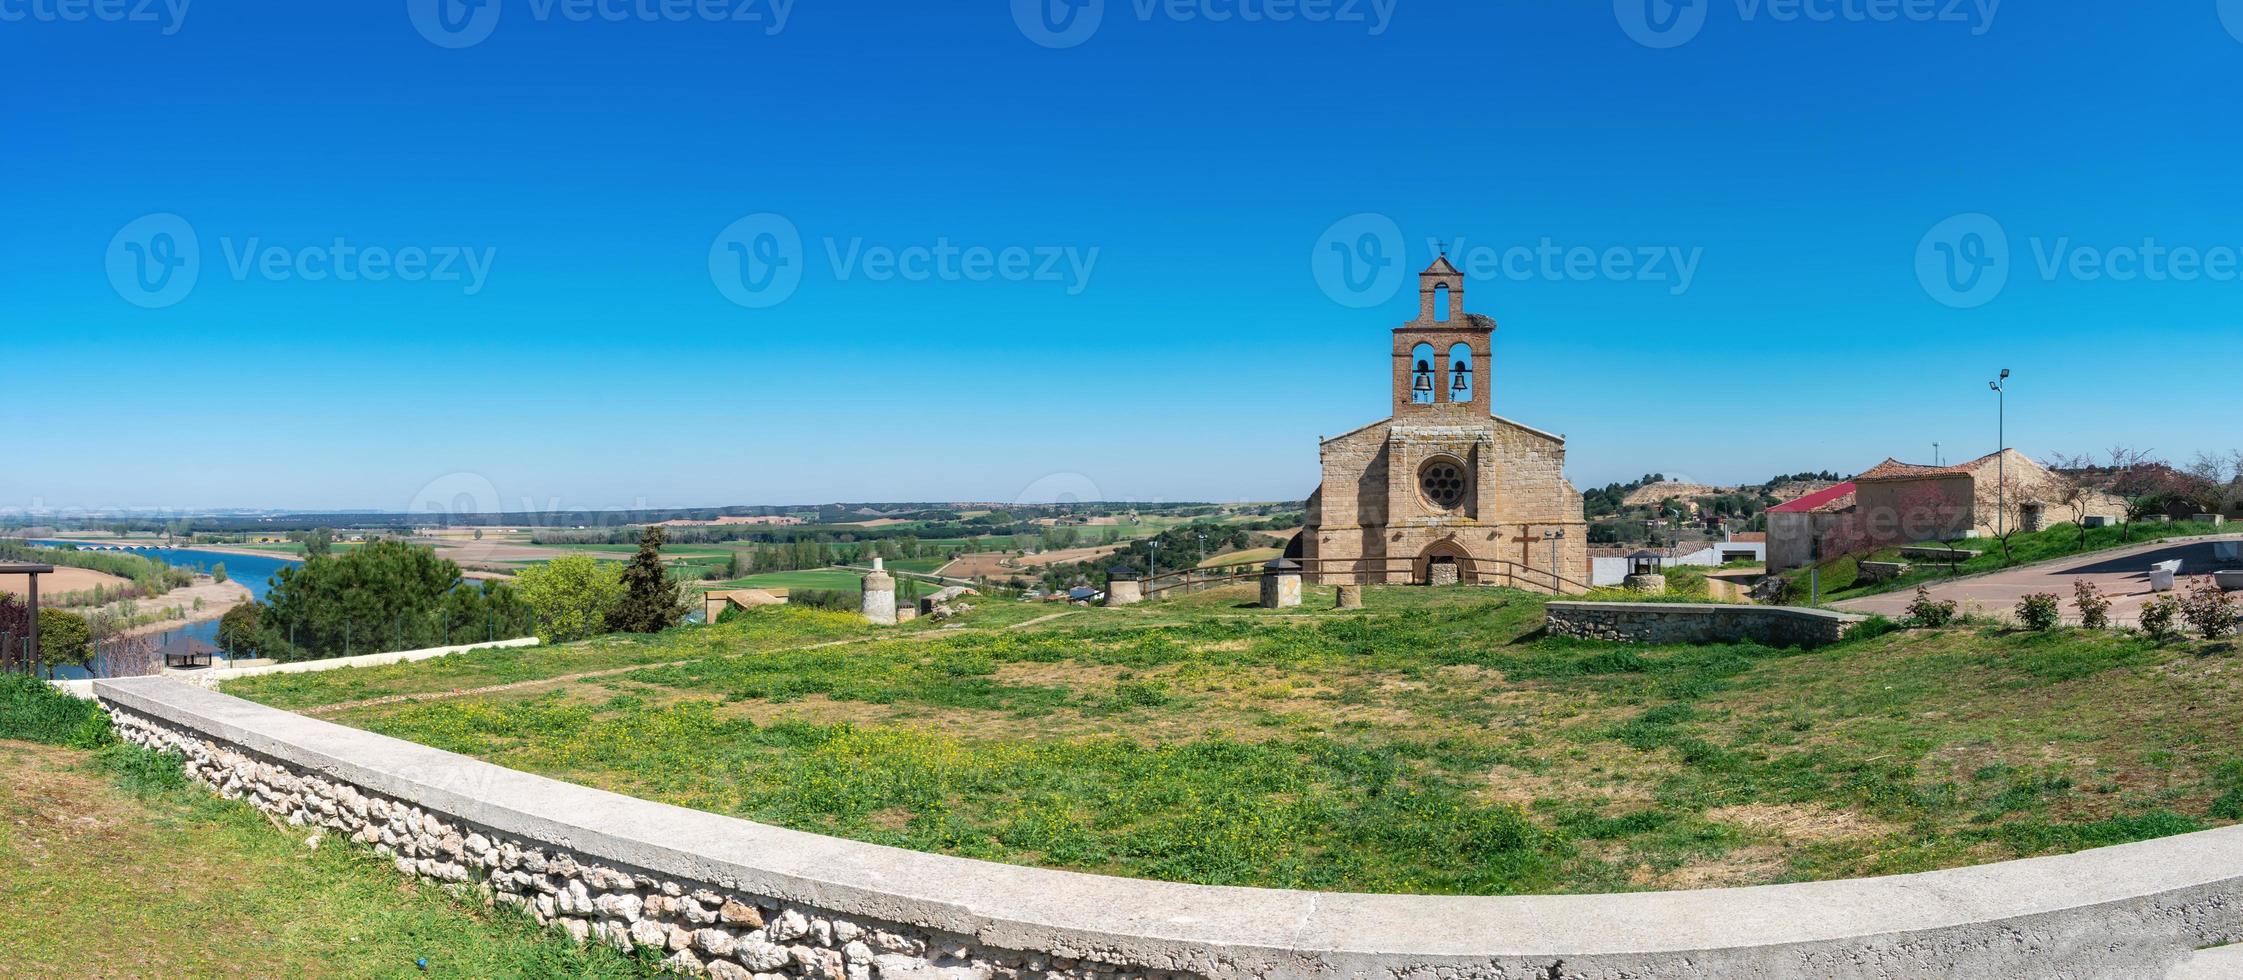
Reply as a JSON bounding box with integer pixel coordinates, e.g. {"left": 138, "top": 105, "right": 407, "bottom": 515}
{"left": 1545, "top": 601, "right": 1867, "bottom": 648}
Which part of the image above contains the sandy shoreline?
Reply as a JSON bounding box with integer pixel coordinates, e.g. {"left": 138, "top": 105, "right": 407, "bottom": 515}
{"left": 106, "top": 577, "right": 253, "bottom": 639}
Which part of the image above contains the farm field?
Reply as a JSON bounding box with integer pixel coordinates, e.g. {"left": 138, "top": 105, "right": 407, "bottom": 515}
{"left": 234, "top": 586, "right": 2243, "bottom": 897}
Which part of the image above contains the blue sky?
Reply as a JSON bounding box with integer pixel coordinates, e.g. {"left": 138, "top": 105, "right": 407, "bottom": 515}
{"left": 5, "top": 1, "right": 2239, "bottom": 513}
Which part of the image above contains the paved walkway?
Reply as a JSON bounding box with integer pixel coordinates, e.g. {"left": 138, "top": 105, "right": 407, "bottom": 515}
{"left": 1832, "top": 534, "right": 2243, "bottom": 625}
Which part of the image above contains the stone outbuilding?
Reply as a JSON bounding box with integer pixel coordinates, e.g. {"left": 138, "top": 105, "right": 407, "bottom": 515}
{"left": 1290, "top": 257, "right": 1589, "bottom": 592}
{"left": 1766, "top": 450, "right": 2128, "bottom": 573}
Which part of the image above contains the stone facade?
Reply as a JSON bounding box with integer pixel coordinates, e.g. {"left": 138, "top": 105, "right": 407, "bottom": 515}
{"left": 1297, "top": 259, "right": 1588, "bottom": 593}
{"left": 1545, "top": 601, "right": 1867, "bottom": 649}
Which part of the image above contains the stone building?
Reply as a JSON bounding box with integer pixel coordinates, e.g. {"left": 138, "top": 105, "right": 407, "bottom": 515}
{"left": 1291, "top": 258, "right": 1589, "bottom": 592}
{"left": 1766, "top": 450, "right": 2127, "bottom": 572}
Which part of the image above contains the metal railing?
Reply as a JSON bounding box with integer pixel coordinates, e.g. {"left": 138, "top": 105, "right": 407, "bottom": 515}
{"left": 1138, "top": 556, "right": 1595, "bottom": 601}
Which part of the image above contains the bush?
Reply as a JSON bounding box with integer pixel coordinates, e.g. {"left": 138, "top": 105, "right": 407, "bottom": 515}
{"left": 2073, "top": 580, "right": 2112, "bottom": 631}
{"left": 0, "top": 673, "right": 112, "bottom": 747}
{"left": 2015, "top": 592, "right": 2062, "bottom": 631}
{"left": 1906, "top": 586, "right": 1958, "bottom": 628}
{"left": 2140, "top": 594, "right": 2183, "bottom": 642}
{"left": 2180, "top": 578, "right": 2238, "bottom": 640}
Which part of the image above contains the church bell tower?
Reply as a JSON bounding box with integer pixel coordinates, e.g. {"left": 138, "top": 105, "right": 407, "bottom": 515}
{"left": 1391, "top": 255, "right": 1494, "bottom": 419}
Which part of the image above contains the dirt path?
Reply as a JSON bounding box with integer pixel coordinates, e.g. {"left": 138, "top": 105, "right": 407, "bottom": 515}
{"left": 1832, "top": 534, "right": 2243, "bottom": 625}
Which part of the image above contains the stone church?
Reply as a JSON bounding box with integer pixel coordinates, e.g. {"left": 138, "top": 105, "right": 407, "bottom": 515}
{"left": 1290, "top": 257, "right": 1589, "bottom": 592}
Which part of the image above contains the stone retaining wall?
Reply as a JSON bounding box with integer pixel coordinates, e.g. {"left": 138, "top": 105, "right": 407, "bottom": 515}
{"left": 92, "top": 676, "right": 2243, "bottom": 979}
{"left": 1546, "top": 601, "right": 1868, "bottom": 648}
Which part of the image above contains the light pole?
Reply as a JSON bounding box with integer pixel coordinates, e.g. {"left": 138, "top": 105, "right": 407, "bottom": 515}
{"left": 1989, "top": 368, "right": 2010, "bottom": 536}
{"left": 1541, "top": 528, "right": 1565, "bottom": 595}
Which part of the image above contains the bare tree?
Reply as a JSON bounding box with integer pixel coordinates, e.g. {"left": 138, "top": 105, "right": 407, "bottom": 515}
{"left": 2043, "top": 452, "right": 2099, "bottom": 550}
{"left": 2186, "top": 451, "right": 2243, "bottom": 518}
{"left": 1975, "top": 470, "right": 2028, "bottom": 563}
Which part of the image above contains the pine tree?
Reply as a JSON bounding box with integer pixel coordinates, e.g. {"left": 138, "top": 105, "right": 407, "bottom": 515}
{"left": 609, "top": 526, "right": 690, "bottom": 633}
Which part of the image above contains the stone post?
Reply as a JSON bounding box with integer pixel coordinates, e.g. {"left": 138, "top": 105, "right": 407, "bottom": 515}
{"left": 1335, "top": 585, "right": 1362, "bottom": 610}
{"left": 1260, "top": 558, "right": 1303, "bottom": 609}
{"left": 861, "top": 558, "right": 897, "bottom": 625}
{"left": 1105, "top": 577, "right": 1143, "bottom": 607}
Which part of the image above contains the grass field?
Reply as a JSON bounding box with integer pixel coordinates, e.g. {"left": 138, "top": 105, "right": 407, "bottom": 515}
{"left": 230, "top": 585, "right": 2243, "bottom": 897}
{"left": 0, "top": 675, "right": 648, "bottom": 977}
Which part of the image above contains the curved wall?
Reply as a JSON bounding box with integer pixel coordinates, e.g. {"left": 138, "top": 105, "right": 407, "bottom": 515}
{"left": 93, "top": 676, "right": 2243, "bottom": 979}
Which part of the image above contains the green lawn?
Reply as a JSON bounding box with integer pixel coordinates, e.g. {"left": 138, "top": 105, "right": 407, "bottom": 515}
{"left": 235, "top": 585, "right": 2243, "bottom": 897}
{"left": 0, "top": 674, "right": 650, "bottom": 978}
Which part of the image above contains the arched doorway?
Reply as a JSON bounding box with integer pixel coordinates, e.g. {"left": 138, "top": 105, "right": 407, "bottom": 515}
{"left": 1414, "top": 540, "right": 1476, "bottom": 587}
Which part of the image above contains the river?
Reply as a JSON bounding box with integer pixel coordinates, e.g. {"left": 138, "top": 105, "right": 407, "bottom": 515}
{"left": 30, "top": 540, "right": 301, "bottom": 676}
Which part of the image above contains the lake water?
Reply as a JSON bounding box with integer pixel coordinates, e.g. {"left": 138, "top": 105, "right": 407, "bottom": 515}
{"left": 30, "top": 540, "right": 300, "bottom": 677}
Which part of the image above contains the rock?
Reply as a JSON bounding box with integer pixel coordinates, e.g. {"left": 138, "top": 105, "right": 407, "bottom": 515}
{"left": 629, "top": 918, "right": 668, "bottom": 949}
{"left": 668, "top": 924, "right": 695, "bottom": 953}
{"left": 709, "top": 961, "right": 753, "bottom": 980}
{"left": 927, "top": 586, "right": 978, "bottom": 604}
{"left": 843, "top": 940, "right": 874, "bottom": 964}
{"left": 736, "top": 938, "right": 790, "bottom": 971}
{"left": 720, "top": 899, "right": 765, "bottom": 928}
{"left": 833, "top": 921, "right": 863, "bottom": 944}
{"left": 695, "top": 928, "right": 738, "bottom": 957}
{"left": 595, "top": 892, "right": 643, "bottom": 921}
{"left": 768, "top": 908, "right": 810, "bottom": 942}
{"left": 662, "top": 949, "right": 704, "bottom": 976}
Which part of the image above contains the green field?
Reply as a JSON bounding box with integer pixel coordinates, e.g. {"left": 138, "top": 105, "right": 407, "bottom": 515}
{"left": 232, "top": 585, "right": 2243, "bottom": 897}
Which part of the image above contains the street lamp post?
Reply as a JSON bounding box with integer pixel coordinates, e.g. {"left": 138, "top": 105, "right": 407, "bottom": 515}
{"left": 1541, "top": 528, "right": 1565, "bottom": 595}
{"left": 1989, "top": 368, "right": 2011, "bottom": 536}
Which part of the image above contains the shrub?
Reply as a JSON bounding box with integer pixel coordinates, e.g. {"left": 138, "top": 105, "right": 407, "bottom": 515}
{"left": 2073, "top": 580, "right": 2112, "bottom": 631}
{"left": 2140, "top": 594, "right": 2183, "bottom": 642}
{"left": 2180, "top": 578, "right": 2238, "bottom": 640}
{"left": 2015, "top": 592, "right": 2062, "bottom": 631}
{"left": 0, "top": 673, "right": 113, "bottom": 747}
{"left": 1906, "top": 587, "right": 1958, "bottom": 628}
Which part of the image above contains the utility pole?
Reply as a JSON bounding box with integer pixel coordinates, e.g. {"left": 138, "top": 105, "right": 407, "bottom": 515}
{"left": 1989, "top": 368, "right": 2011, "bottom": 536}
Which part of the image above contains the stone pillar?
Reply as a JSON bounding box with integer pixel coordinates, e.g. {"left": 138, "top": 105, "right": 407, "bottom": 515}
{"left": 1261, "top": 559, "right": 1303, "bottom": 609}
{"left": 861, "top": 558, "right": 897, "bottom": 625}
{"left": 1105, "top": 578, "right": 1143, "bottom": 606}
{"left": 1335, "top": 585, "right": 1362, "bottom": 610}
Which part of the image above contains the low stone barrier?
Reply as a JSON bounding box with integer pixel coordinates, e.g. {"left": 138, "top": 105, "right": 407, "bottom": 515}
{"left": 47, "top": 637, "right": 540, "bottom": 700}
{"left": 1857, "top": 561, "right": 1912, "bottom": 583}
{"left": 1899, "top": 546, "right": 1974, "bottom": 563}
{"left": 92, "top": 676, "right": 2243, "bottom": 979}
{"left": 1546, "top": 601, "right": 1868, "bottom": 648}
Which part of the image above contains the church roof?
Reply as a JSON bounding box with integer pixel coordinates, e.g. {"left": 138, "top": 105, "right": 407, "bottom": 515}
{"left": 1423, "top": 255, "right": 1460, "bottom": 275}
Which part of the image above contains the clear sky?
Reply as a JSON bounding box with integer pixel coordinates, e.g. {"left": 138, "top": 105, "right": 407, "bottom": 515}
{"left": 5, "top": 1, "right": 2239, "bottom": 514}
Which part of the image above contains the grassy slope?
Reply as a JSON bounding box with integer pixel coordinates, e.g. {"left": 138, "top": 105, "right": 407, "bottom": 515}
{"left": 0, "top": 675, "right": 646, "bottom": 977}
{"left": 0, "top": 741, "right": 647, "bottom": 978}
{"left": 238, "top": 586, "right": 2243, "bottom": 897}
